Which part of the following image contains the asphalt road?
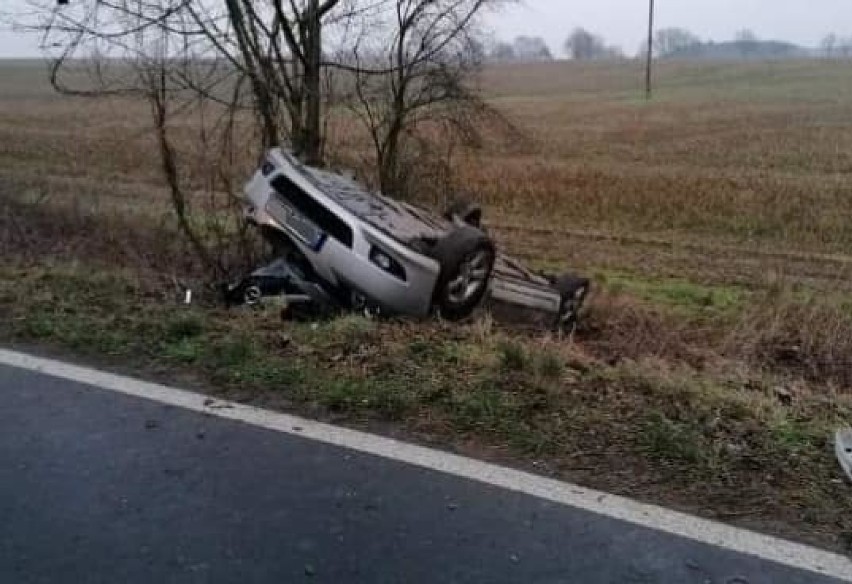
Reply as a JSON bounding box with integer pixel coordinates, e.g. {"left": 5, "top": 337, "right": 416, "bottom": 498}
{"left": 0, "top": 362, "right": 847, "bottom": 584}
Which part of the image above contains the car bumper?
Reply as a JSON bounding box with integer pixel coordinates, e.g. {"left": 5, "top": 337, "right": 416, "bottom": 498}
{"left": 243, "top": 169, "right": 441, "bottom": 317}
{"left": 326, "top": 230, "right": 441, "bottom": 317}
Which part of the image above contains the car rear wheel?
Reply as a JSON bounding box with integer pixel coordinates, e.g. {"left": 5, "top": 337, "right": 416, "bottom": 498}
{"left": 431, "top": 227, "right": 495, "bottom": 321}
{"left": 554, "top": 274, "right": 590, "bottom": 333}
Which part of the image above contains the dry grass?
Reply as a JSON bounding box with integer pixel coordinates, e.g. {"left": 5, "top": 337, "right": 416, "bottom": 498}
{"left": 729, "top": 288, "right": 852, "bottom": 387}
{"left": 468, "top": 61, "right": 852, "bottom": 252}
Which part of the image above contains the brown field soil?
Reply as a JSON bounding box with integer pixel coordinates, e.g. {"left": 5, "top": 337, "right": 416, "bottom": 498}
{"left": 3, "top": 59, "right": 852, "bottom": 552}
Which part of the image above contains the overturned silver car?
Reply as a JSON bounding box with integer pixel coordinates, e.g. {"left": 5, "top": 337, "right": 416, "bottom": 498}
{"left": 227, "top": 148, "right": 589, "bottom": 331}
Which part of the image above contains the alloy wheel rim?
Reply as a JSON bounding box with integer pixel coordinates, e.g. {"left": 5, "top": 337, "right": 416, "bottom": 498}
{"left": 447, "top": 250, "right": 490, "bottom": 304}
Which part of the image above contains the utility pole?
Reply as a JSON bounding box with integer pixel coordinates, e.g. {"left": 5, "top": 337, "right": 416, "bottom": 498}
{"left": 645, "top": 0, "right": 655, "bottom": 100}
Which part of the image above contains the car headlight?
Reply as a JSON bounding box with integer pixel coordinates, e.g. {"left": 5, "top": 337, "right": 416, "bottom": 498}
{"left": 369, "top": 247, "right": 407, "bottom": 281}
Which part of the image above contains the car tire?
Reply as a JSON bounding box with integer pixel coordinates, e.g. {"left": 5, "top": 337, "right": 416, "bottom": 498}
{"left": 223, "top": 276, "right": 278, "bottom": 307}
{"left": 444, "top": 199, "right": 483, "bottom": 228}
{"left": 554, "top": 273, "right": 590, "bottom": 332}
{"left": 431, "top": 226, "right": 495, "bottom": 321}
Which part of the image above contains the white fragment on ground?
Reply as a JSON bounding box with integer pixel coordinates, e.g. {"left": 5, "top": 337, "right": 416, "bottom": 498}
{"left": 835, "top": 428, "right": 852, "bottom": 483}
{"left": 772, "top": 386, "right": 793, "bottom": 406}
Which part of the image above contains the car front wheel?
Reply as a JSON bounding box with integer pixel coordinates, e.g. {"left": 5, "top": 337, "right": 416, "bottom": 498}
{"left": 431, "top": 227, "right": 495, "bottom": 321}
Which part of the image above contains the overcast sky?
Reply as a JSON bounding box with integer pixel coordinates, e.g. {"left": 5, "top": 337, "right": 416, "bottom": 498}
{"left": 489, "top": 0, "right": 852, "bottom": 55}
{"left": 1, "top": 0, "right": 851, "bottom": 58}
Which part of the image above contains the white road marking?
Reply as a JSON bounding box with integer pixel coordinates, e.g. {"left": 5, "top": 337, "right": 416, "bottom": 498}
{"left": 1, "top": 347, "right": 850, "bottom": 581}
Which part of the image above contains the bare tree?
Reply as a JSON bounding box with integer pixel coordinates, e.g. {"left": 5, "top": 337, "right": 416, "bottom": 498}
{"left": 489, "top": 40, "right": 516, "bottom": 61}
{"left": 733, "top": 29, "right": 759, "bottom": 58}
{"left": 191, "top": 0, "right": 346, "bottom": 163}
{"left": 604, "top": 45, "right": 624, "bottom": 59}
{"left": 563, "top": 27, "right": 621, "bottom": 62}
{"left": 654, "top": 27, "right": 700, "bottom": 57}
{"left": 15, "top": 0, "right": 359, "bottom": 163}
{"left": 821, "top": 33, "right": 838, "bottom": 58}
{"left": 345, "top": 0, "right": 511, "bottom": 198}
{"left": 563, "top": 27, "right": 608, "bottom": 60}
{"left": 735, "top": 29, "right": 758, "bottom": 43}
{"left": 839, "top": 37, "right": 852, "bottom": 58}
{"left": 512, "top": 36, "right": 552, "bottom": 61}
{"left": 488, "top": 37, "right": 553, "bottom": 63}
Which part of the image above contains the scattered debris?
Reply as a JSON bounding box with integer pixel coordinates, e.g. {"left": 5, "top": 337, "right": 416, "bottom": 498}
{"left": 772, "top": 385, "right": 793, "bottom": 406}
{"left": 202, "top": 398, "right": 234, "bottom": 410}
{"left": 685, "top": 559, "right": 700, "bottom": 571}
{"left": 276, "top": 332, "right": 292, "bottom": 349}
{"left": 144, "top": 419, "right": 159, "bottom": 430}
{"left": 835, "top": 428, "right": 852, "bottom": 483}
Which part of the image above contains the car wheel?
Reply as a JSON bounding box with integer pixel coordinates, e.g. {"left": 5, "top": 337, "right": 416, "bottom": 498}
{"left": 444, "top": 199, "right": 483, "bottom": 228}
{"left": 554, "top": 274, "right": 590, "bottom": 333}
{"left": 223, "top": 276, "right": 282, "bottom": 308}
{"left": 243, "top": 282, "right": 264, "bottom": 306}
{"left": 431, "top": 227, "right": 495, "bottom": 321}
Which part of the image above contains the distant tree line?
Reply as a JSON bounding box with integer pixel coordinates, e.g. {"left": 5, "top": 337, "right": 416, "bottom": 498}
{"left": 821, "top": 33, "right": 852, "bottom": 58}
{"left": 486, "top": 27, "right": 852, "bottom": 64}
{"left": 652, "top": 27, "right": 852, "bottom": 60}
{"left": 563, "top": 28, "right": 624, "bottom": 60}
{"left": 489, "top": 36, "right": 554, "bottom": 62}
{"left": 487, "top": 28, "right": 625, "bottom": 63}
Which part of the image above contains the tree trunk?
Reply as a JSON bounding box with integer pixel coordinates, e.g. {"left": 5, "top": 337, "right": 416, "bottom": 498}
{"left": 379, "top": 119, "right": 404, "bottom": 196}
{"left": 224, "top": 0, "right": 279, "bottom": 148}
{"left": 302, "top": 0, "right": 323, "bottom": 164}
